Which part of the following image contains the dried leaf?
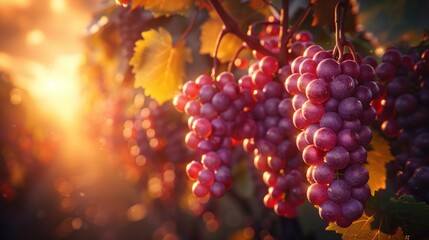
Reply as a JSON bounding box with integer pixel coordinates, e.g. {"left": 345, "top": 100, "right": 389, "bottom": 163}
{"left": 367, "top": 132, "right": 394, "bottom": 194}
{"left": 132, "top": 0, "right": 193, "bottom": 17}
{"left": 130, "top": 28, "right": 192, "bottom": 104}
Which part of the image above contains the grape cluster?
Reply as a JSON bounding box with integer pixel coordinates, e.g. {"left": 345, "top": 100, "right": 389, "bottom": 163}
{"left": 285, "top": 44, "right": 377, "bottom": 227}
{"left": 174, "top": 73, "right": 249, "bottom": 199}
{"left": 116, "top": 6, "right": 154, "bottom": 60}
{"left": 239, "top": 55, "right": 307, "bottom": 218}
{"left": 173, "top": 21, "right": 315, "bottom": 216}
{"left": 124, "top": 95, "right": 190, "bottom": 166}
{"left": 376, "top": 48, "right": 429, "bottom": 202}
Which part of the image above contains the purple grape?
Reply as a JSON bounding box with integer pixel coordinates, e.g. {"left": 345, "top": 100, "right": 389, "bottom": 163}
{"left": 350, "top": 146, "right": 368, "bottom": 164}
{"left": 376, "top": 62, "right": 396, "bottom": 82}
{"left": 328, "top": 179, "right": 351, "bottom": 203}
{"left": 344, "top": 164, "right": 369, "bottom": 187}
{"left": 358, "top": 63, "right": 376, "bottom": 83}
{"left": 341, "top": 60, "right": 360, "bottom": 79}
{"left": 292, "top": 93, "right": 308, "bottom": 110}
{"left": 297, "top": 72, "right": 317, "bottom": 93}
{"left": 306, "top": 79, "right": 331, "bottom": 104}
{"left": 330, "top": 74, "right": 356, "bottom": 100}
{"left": 326, "top": 146, "right": 350, "bottom": 170}
{"left": 303, "top": 145, "right": 325, "bottom": 165}
{"left": 394, "top": 93, "right": 418, "bottom": 114}
{"left": 263, "top": 81, "right": 283, "bottom": 98}
{"left": 313, "top": 127, "right": 337, "bottom": 152}
{"left": 351, "top": 184, "right": 371, "bottom": 204}
{"left": 317, "top": 58, "right": 341, "bottom": 82}
{"left": 320, "top": 112, "right": 343, "bottom": 133}
{"left": 338, "top": 97, "right": 363, "bottom": 121}
{"left": 354, "top": 86, "right": 373, "bottom": 106}
{"left": 323, "top": 97, "right": 339, "bottom": 112}
{"left": 313, "top": 163, "right": 335, "bottom": 184}
{"left": 305, "top": 123, "right": 320, "bottom": 144}
{"left": 337, "top": 129, "right": 360, "bottom": 152}
{"left": 202, "top": 151, "right": 221, "bottom": 170}
{"left": 319, "top": 200, "right": 341, "bottom": 222}
{"left": 198, "top": 169, "right": 215, "bottom": 187}
{"left": 199, "top": 85, "right": 216, "bottom": 103}
{"left": 341, "top": 198, "right": 364, "bottom": 221}
{"left": 307, "top": 183, "right": 329, "bottom": 205}
{"left": 302, "top": 100, "right": 325, "bottom": 124}
{"left": 313, "top": 51, "right": 333, "bottom": 63}
{"left": 209, "top": 182, "right": 226, "bottom": 198}
{"left": 212, "top": 92, "right": 231, "bottom": 112}
{"left": 342, "top": 119, "right": 361, "bottom": 132}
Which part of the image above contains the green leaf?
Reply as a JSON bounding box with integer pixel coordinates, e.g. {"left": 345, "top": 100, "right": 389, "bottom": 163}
{"left": 366, "top": 191, "right": 429, "bottom": 237}
{"left": 367, "top": 132, "right": 394, "bottom": 194}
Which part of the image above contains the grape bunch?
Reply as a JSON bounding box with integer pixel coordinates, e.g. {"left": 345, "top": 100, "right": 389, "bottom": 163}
{"left": 124, "top": 94, "right": 190, "bottom": 167}
{"left": 239, "top": 55, "right": 307, "bottom": 218}
{"left": 375, "top": 48, "right": 429, "bottom": 202}
{"left": 285, "top": 44, "right": 378, "bottom": 227}
{"left": 173, "top": 72, "right": 249, "bottom": 199}
{"left": 115, "top": 6, "right": 156, "bottom": 60}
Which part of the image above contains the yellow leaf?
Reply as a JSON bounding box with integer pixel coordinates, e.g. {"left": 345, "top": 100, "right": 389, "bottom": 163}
{"left": 326, "top": 213, "right": 406, "bottom": 240}
{"left": 249, "top": 0, "right": 272, "bottom": 17}
{"left": 199, "top": 11, "right": 243, "bottom": 63}
{"left": 132, "top": 0, "right": 193, "bottom": 17}
{"left": 130, "top": 28, "right": 192, "bottom": 104}
{"left": 367, "top": 132, "right": 394, "bottom": 195}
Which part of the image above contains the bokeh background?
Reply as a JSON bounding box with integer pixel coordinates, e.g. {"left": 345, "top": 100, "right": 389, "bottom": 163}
{"left": 0, "top": 0, "right": 428, "bottom": 239}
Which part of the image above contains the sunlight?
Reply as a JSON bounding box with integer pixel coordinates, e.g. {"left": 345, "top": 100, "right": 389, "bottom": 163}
{"left": 25, "top": 54, "right": 83, "bottom": 126}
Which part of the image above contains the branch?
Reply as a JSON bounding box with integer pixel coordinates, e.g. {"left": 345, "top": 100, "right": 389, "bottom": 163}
{"left": 208, "top": 0, "right": 277, "bottom": 58}
{"left": 278, "top": 0, "right": 289, "bottom": 62}
{"left": 284, "top": 1, "right": 313, "bottom": 46}
{"left": 211, "top": 29, "right": 227, "bottom": 76}
{"left": 174, "top": 9, "right": 200, "bottom": 47}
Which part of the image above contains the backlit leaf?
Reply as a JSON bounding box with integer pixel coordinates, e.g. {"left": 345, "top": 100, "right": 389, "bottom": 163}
{"left": 130, "top": 28, "right": 192, "bottom": 104}
{"left": 326, "top": 213, "right": 405, "bottom": 240}
{"left": 199, "top": 11, "right": 243, "bottom": 63}
{"left": 132, "top": 0, "right": 193, "bottom": 17}
{"left": 367, "top": 132, "right": 394, "bottom": 194}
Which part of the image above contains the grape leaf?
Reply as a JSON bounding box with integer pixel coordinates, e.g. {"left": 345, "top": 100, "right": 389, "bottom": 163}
{"left": 249, "top": 0, "right": 272, "bottom": 17}
{"left": 199, "top": 11, "right": 243, "bottom": 63}
{"left": 366, "top": 192, "right": 429, "bottom": 237}
{"left": 326, "top": 213, "right": 405, "bottom": 240}
{"left": 130, "top": 27, "right": 192, "bottom": 104}
{"left": 366, "top": 132, "right": 394, "bottom": 194}
{"left": 132, "top": 0, "right": 193, "bottom": 17}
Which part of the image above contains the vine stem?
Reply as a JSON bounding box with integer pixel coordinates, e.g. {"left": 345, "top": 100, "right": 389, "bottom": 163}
{"left": 211, "top": 29, "right": 227, "bottom": 76}
{"left": 208, "top": 0, "right": 278, "bottom": 59}
{"left": 333, "top": 0, "right": 356, "bottom": 61}
{"left": 174, "top": 9, "right": 200, "bottom": 47}
{"left": 278, "top": 0, "right": 289, "bottom": 63}
{"left": 284, "top": 1, "right": 313, "bottom": 46}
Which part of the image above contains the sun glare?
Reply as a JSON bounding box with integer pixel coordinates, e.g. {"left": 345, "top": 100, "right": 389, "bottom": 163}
{"left": 26, "top": 54, "right": 83, "bottom": 125}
